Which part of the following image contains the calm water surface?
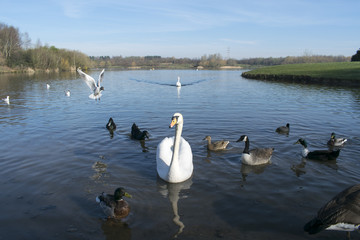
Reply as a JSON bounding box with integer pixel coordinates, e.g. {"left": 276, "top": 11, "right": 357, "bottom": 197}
{"left": 1, "top": 70, "right": 360, "bottom": 239}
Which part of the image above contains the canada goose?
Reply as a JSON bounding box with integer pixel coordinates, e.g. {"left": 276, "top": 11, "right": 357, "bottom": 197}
{"left": 203, "top": 135, "right": 229, "bottom": 151}
{"left": 96, "top": 187, "right": 132, "bottom": 219}
{"left": 131, "top": 123, "right": 149, "bottom": 140}
{"left": 295, "top": 138, "right": 340, "bottom": 161}
{"left": 106, "top": 118, "right": 116, "bottom": 131}
{"left": 77, "top": 67, "right": 105, "bottom": 100}
{"left": 276, "top": 123, "right": 290, "bottom": 134}
{"left": 327, "top": 132, "right": 347, "bottom": 147}
{"left": 156, "top": 113, "right": 193, "bottom": 183}
{"left": 304, "top": 184, "right": 360, "bottom": 236}
{"left": 236, "top": 135, "right": 274, "bottom": 165}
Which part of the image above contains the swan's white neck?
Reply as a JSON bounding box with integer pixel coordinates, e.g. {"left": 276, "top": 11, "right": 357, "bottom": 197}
{"left": 168, "top": 122, "right": 183, "bottom": 180}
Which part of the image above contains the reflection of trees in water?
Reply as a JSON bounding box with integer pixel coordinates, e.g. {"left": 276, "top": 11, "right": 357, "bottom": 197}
{"left": 157, "top": 178, "right": 193, "bottom": 238}
{"left": 101, "top": 219, "right": 131, "bottom": 240}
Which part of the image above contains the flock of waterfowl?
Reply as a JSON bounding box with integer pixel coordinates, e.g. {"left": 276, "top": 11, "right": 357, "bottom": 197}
{"left": 2, "top": 69, "right": 359, "bottom": 238}
{"left": 103, "top": 110, "right": 357, "bottom": 237}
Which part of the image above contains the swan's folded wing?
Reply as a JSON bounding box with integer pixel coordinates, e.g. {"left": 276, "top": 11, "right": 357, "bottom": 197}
{"left": 77, "top": 68, "right": 97, "bottom": 91}
{"left": 156, "top": 137, "right": 174, "bottom": 168}
{"left": 179, "top": 137, "right": 193, "bottom": 172}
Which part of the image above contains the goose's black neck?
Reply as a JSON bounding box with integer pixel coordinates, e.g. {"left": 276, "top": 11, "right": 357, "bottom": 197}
{"left": 243, "top": 138, "right": 250, "bottom": 154}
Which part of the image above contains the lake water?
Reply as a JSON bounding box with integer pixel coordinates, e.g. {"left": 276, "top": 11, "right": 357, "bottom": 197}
{"left": 1, "top": 69, "right": 360, "bottom": 240}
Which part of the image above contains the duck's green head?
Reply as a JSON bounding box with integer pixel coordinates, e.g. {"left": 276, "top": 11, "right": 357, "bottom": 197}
{"left": 294, "top": 138, "right": 307, "bottom": 148}
{"left": 330, "top": 132, "right": 336, "bottom": 139}
{"left": 114, "top": 188, "right": 132, "bottom": 201}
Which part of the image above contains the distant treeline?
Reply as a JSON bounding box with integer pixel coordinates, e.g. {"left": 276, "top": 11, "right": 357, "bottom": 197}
{"left": 90, "top": 54, "right": 350, "bottom": 69}
{"left": 90, "top": 53, "right": 231, "bottom": 69}
{"left": 0, "top": 22, "right": 92, "bottom": 72}
{"left": 237, "top": 55, "right": 350, "bottom": 66}
{"left": 0, "top": 22, "right": 355, "bottom": 72}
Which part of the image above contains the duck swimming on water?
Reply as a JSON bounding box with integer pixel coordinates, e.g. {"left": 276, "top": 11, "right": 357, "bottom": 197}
{"left": 131, "top": 123, "right": 149, "bottom": 140}
{"left": 295, "top": 138, "right": 340, "bottom": 161}
{"left": 106, "top": 118, "right": 116, "bottom": 131}
{"left": 203, "top": 135, "right": 229, "bottom": 151}
{"left": 327, "top": 132, "right": 347, "bottom": 147}
{"left": 275, "top": 123, "right": 290, "bottom": 134}
{"left": 96, "top": 187, "right": 132, "bottom": 219}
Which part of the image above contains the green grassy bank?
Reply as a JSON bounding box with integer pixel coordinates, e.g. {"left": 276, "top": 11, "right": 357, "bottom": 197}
{"left": 241, "top": 62, "right": 360, "bottom": 87}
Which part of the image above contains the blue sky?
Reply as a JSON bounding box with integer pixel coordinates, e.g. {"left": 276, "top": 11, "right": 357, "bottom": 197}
{"left": 1, "top": 0, "right": 359, "bottom": 59}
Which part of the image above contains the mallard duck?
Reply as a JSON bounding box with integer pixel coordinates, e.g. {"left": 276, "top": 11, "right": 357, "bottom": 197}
{"left": 131, "top": 123, "right": 149, "bottom": 140}
{"left": 106, "top": 118, "right": 116, "bottom": 131}
{"left": 96, "top": 187, "right": 132, "bottom": 219}
{"left": 295, "top": 138, "right": 340, "bottom": 161}
{"left": 156, "top": 113, "right": 193, "bottom": 183}
{"left": 2, "top": 96, "right": 9, "bottom": 104}
{"left": 176, "top": 76, "right": 181, "bottom": 87}
{"left": 304, "top": 184, "right": 360, "bottom": 236}
{"left": 236, "top": 135, "right": 274, "bottom": 165}
{"left": 275, "top": 123, "right": 290, "bottom": 134}
{"left": 203, "top": 135, "right": 229, "bottom": 151}
{"left": 77, "top": 67, "right": 105, "bottom": 100}
{"left": 327, "top": 132, "right": 347, "bottom": 147}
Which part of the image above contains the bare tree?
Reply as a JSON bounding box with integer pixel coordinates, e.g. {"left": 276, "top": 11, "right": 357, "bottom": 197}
{"left": 0, "top": 23, "right": 22, "bottom": 63}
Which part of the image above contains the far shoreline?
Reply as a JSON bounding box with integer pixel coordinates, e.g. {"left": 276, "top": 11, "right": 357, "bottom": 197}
{"left": 241, "top": 62, "right": 360, "bottom": 88}
{"left": 0, "top": 65, "right": 244, "bottom": 74}
{"left": 241, "top": 72, "right": 360, "bottom": 87}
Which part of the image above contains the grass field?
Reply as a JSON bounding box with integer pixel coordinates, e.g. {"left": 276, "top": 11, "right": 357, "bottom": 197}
{"left": 242, "top": 62, "right": 360, "bottom": 81}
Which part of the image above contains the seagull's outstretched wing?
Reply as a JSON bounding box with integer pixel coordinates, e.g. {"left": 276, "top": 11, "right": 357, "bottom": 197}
{"left": 97, "top": 69, "right": 105, "bottom": 87}
{"left": 77, "top": 68, "right": 97, "bottom": 91}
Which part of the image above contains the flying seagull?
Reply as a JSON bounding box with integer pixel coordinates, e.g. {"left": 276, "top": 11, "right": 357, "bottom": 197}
{"left": 77, "top": 67, "right": 105, "bottom": 100}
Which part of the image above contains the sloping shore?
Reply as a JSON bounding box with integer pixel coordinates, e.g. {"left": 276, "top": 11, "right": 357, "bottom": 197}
{"left": 241, "top": 62, "right": 360, "bottom": 87}
{"left": 241, "top": 72, "right": 360, "bottom": 87}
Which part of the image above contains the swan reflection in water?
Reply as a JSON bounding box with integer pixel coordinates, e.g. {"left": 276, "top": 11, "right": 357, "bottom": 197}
{"left": 157, "top": 177, "right": 193, "bottom": 238}
{"left": 177, "top": 87, "right": 181, "bottom": 98}
{"left": 240, "top": 163, "right": 269, "bottom": 182}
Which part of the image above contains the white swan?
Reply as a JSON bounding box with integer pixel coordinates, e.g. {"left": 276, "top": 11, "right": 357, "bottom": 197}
{"left": 156, "top": 113, "right": 193, "bottom": 183}
{"left": 46, "top": 84, "right": 50, "bottom": 89}
{"left": 176, "top": 76, "right": 181, "bottom": 87}
{"left": 65, "top": 90, "right": 71, "bottom": 97}
{"left": 77, "top": 67, "right": 105, "bottom": 100}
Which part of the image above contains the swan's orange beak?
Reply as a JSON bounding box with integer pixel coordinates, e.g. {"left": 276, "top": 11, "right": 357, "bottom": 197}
{"left": 169, "top": 117, "right": 177, "bottom": 128}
